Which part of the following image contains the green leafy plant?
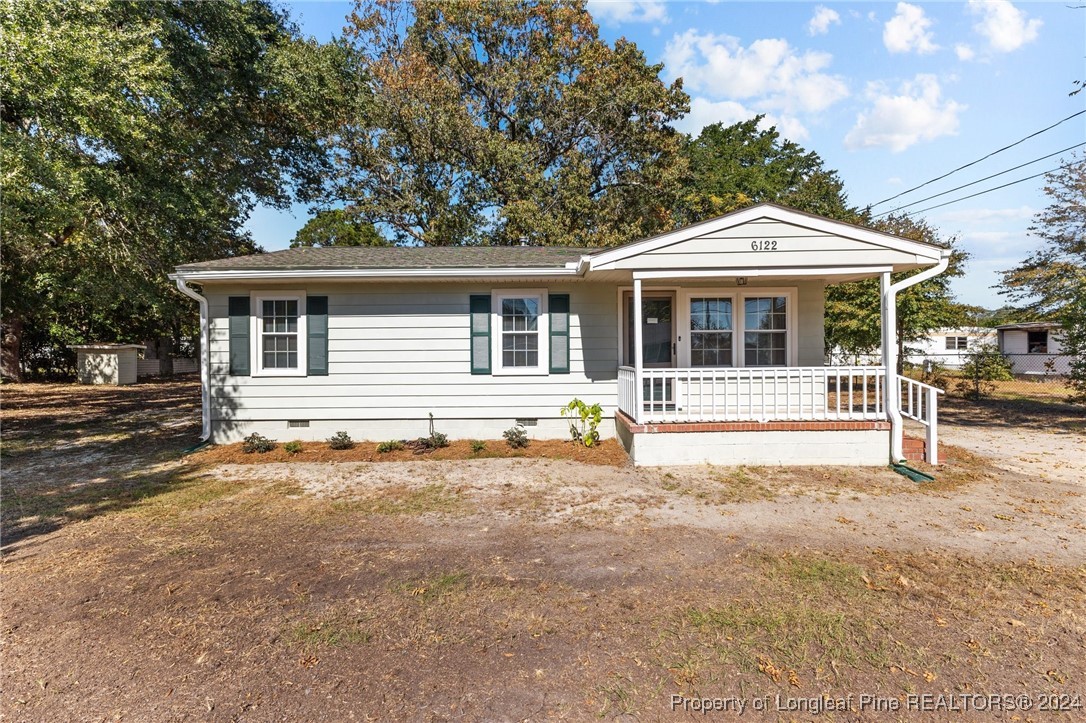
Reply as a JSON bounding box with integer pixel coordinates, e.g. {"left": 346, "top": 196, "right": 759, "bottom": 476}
{"left": 377, "top": 440, "right": 404, "bottom": 453}
{"left": 561, "top": 398, "right": 603, "bottom": 447}
{"left": 241, "top": 433, "right": 276, "bottom": 454}
{"left": 328, "top": 431, "right": 354, "bottom": 450}
{"left": 956, "top": 345, "right": 1014, "bottom": 400}
{"left": 471, "top": 440, "right": 487, "bottom": 454}
{"left": 284, "top": 441, "right": 303, "bottom": 455}
{"left": 503, "top": 425, "right": 530, "bottom": 449}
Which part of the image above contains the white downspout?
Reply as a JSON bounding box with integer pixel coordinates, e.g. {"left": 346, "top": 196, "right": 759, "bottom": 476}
{"left": 882, "top": 250, "right": 951, "bottom": 462}
{"left": 172, "top": 275, "right": 212, "bottom": 441}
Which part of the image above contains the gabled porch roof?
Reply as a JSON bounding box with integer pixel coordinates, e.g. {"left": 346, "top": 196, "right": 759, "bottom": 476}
{"left": 582, "top": 203, "right": 946, "bottom": 283}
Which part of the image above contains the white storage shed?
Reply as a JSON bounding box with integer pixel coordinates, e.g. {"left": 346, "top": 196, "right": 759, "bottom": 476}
{"left": 71, "top": 344, "right": 145, "bottom": 386}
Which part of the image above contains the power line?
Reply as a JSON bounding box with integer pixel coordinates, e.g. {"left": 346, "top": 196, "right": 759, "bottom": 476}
{"left": 899, "top": 166, "right": 1063, "bottom": 217}
{"left": 874, "top": 142, "right": 1085, "bottom": 217}
{"left": 868, "top": 109, "right": 1086, "bottom": 208}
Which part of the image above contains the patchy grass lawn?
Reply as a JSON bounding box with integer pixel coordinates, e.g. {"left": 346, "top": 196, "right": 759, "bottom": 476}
{"left": 2, "top": 381, "right": 1084, "bottom": 720}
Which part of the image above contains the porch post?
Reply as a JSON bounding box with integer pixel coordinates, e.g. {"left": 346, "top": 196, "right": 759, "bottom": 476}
{"left": 633, "top": 277, "right": 644, "bottom": 424}
{"left": 881, "top": 272, "right": 904, "bottom": 462}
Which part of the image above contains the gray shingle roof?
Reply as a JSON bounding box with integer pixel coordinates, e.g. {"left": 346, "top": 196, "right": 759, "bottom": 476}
{"left": 176, "top": 245, "right": 598, "bottom": 272}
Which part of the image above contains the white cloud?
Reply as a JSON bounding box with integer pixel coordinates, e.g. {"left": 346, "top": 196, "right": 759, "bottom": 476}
{"left": 883, "top": 2, "right": 938, "bottom": 54}
{"left": 954, "top": 43, "right": 975, "bottom": 61}
{"left": 663, "top": 30, "right": 849, "bottom": 115}
{"left": 676, "top": 97, "right": 809, "bottom": 140}
{"left": 808, "top": 6, "right": 841, "bottom": 36}
{"left": 967, "top": 0, "right": 1041, "bottom": 53}
{"left": 587, "top": 0, "right": 668, "bottom": 25}
{"left": 845, "top": 75, "right": 965, "bottom": 152}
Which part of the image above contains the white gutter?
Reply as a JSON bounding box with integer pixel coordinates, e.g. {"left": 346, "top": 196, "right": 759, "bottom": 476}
{"left": 173, "top": 266, "right": 582, "bottom": 282}
{"left": 882, "top": 250, "right": 952, "bottom": 462}
{"left": 171, "top": 275, "right": 211, "bottom": 442}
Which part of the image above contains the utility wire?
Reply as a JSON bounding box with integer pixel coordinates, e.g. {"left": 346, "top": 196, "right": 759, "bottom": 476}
{"left": 899, "top": 166, "right": 1063, "bottom": 217}
{"left": 868, "top": 109, "right": 1086, "bottom": 208}
{"left": 874, "top": 142, "right": 1086, "bottom": 217}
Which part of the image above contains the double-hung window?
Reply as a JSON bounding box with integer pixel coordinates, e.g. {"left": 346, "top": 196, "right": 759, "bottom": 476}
{"left": 252, "top": 293, "right": 307, "bottom": 376}
{"left": 493, "top": 290, "right": 547, "bottom": 375}
{"left": 690, "top": 298, "right": 733, "bottom": 367}
{"left": 743, "top": 296, "right": 788, "bottom": 366}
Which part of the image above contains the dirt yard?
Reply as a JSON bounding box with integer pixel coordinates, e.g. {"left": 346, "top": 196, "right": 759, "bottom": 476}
{"left": 2, "top": 381, "right": 1084, "bottom": 721}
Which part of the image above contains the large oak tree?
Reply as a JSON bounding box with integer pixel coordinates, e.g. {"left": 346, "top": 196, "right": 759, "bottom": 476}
{"left": 1, "top": 0, "right": 348, "bottom": 379}
{"left": 317, "top": 0, "right": 690, "bottom": 248}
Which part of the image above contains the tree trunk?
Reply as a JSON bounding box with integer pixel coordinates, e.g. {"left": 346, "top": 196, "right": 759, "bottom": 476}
{"left": 1, "top": 317, "right": 24, "bottom": 382}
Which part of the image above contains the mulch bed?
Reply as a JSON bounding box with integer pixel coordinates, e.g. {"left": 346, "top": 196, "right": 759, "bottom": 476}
{"left": 191, "top": 437, "right": 630, "bottom": 466}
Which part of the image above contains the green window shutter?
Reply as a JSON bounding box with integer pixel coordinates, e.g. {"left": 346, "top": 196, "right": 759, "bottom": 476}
{"left": 549, "top": 293, "right": 570, "bottom": 374}
{"left": 469, "top": 294, "right": 491, "bottom": 375}
{"left": 307, "top": 296, "right": 329, "bottom": 376}
{"left": 228, "top": 296, "right": 250, "bottom": 376}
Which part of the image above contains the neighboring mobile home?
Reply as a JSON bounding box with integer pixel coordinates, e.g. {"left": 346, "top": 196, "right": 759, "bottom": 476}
{"left": 996, "top": 322, "right": 1071, "bottom": 376}
{"left": 905, "top": 327, "right": 997, "bottom": 369}
{"left": 171, "top": 204, "right": 949, "bottom": 466}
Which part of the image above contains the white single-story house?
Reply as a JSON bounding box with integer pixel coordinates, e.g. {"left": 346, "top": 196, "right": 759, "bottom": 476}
{"left": 905, "top": 327, "right": 997, "bottom": 369}
{"left": 170, "top": 204, "right": 950, "bottom": 466}
{"left": 996, "top": 322, "right": 1071, "bottom": 376}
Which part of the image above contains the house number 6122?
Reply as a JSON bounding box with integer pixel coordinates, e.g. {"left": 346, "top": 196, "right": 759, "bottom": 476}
{"left": 751, "top": 239, "right": 778, "bottom": 251}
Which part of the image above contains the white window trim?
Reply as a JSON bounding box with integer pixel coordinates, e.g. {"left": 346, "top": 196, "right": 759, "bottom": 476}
{"left": 251, "top": 291, "right": 307, "bottom": 377}
{"left": 492, "top": 289, "right": 549, "bottom": 376}
{"left": 676, "top": 287, "right": 798, "bottom": 368}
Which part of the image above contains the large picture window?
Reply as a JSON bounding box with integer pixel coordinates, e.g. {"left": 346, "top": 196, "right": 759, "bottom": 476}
{"left": 493, "top": 290, "right": 548, "bottom": 374}
{"left": 690, "top": 297, "right": 733, "bottom": 367}
{"left": 743, "top": 296, "right": 787, "bottom": 366}
{"left": 252, "top": 293, "right": 306, "bottom": 376}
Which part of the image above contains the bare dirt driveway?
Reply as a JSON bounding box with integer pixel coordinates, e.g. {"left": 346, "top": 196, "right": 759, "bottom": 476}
{"left": 2, "top": 381, "right": 1084, "bottom": 721}
{"left": 934, "top": 396, "right": 1086, "bottom": 488}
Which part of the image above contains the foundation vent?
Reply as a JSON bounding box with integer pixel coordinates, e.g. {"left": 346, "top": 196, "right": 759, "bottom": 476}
{"left": 516, "top": 418, "right": 538, "bottom": 427}
{"left": 287, "top": 420, "right": 310, "bottom": 428}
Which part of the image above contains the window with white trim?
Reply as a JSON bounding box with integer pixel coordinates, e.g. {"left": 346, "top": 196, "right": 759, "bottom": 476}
{"left": 690, "top": 297, "right": 733, "bottom": 367}
{"left": 945, "top": 336, "right": 968, "bottom": 350}
{"left": 743, "top": 296, "right": 787, "bottom": 366}
{"left": 493, "top": 290, "right": 547, "bottom": 374}
{"left": 253, "top": 293, "right": 307, "bottom": 376}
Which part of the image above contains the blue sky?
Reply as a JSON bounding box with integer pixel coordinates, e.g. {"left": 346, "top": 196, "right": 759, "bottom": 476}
{"left": 249, "top": 1, "right": 1085, "bottom": 309}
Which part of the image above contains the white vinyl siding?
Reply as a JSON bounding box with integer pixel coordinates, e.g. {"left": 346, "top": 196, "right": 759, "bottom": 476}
{"left": 605, "top": 219, "right": 925, "bottom": 270}
{"left": 205, "top": 283, "right": 618, "bottom": 426}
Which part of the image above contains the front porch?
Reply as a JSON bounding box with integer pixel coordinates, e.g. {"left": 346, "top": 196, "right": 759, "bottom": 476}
{"left": 581, "top": 204, "right": 951, "bottom": 467}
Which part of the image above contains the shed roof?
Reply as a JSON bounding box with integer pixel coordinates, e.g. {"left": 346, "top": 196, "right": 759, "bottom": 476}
{"left": 994, "top": 322, "right": 1060, "bottom": 331}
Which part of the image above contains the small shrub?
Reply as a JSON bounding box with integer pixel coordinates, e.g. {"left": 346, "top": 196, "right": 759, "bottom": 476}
{"left": 418, "top": 412, "right": 450, "bottom": 449}
{"left": 471, "top": 440, "right": 487, "bottom": 454}
{"left": 241, "top": 433, "right": 276, "bottom": 454}
{"left": 377, "top": 439, "right": 404, "bottom": 453}
{"left": 284, "top": 441, "right": 304, "bottom": 455}
{"left": 328, "top": 431, "right": 354, "bottom": 450}
{"left": 956, "top": 345, "right": 1014, "bottom": 400}
{"left": 561, "top": 398, "right": 603, "bottom": 447}
{"left": 503, "top": 424, "right": 530, "bottom": 449}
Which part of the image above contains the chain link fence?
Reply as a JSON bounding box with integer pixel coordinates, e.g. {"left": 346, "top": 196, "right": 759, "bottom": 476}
{"left": 904, "top": 352, "right": 1075, "bottom": 401}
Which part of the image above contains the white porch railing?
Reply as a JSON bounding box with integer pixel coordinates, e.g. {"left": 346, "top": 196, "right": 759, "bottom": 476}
{"left": 898, "top": 376, "right": 943, "bottom": 465}
{"left": 617, "top": 365, "right": 886, "bottom": 424}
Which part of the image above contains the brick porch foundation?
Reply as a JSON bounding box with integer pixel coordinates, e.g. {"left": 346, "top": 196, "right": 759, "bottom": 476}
{"left": 615, "top": 410, "right": 890, "bottom": 435}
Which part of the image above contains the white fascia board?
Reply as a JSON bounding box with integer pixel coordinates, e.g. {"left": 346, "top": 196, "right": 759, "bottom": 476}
{"left": 588, "top": 204, "right": 945, "bottom": 269}
{"left": 631, "top": 265, "right": 895, "bottom": 280}
{"left": 171, "top": 266, "right": 583, "bottom": 282}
